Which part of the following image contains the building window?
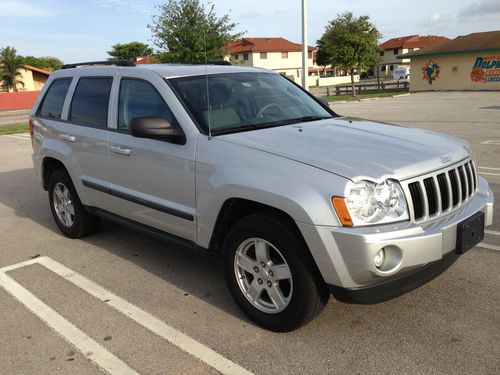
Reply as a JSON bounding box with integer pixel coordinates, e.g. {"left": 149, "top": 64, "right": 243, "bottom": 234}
{"left": 281, "top": 52, "right": 288, "bottom": 59}
{"left": 390, "top": 65, "right": 394, "bottom": 71}
{"left": 243, "top": 53, "right": 249, "bottom": 61}
{"left": 234, "top": 54, "right": 238, "bottom": 60}
{"left": 393, "top": 49, "right": 399, "bottom": 55}
{"left": 381, "top": 65, "right": 386, "bottom": 72}
{"left": 380, "top": 51, "right": 384, "bottom": 56}
{"left": 260, "top": 52, "right": 267, "bottom": 59}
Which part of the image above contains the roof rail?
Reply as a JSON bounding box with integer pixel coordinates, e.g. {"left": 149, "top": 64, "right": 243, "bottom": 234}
{"left": 189, "top": 61, "right": 232, "bottom": 66}
{"left": 60, "top": 61, "right": 135, "bottom": 69}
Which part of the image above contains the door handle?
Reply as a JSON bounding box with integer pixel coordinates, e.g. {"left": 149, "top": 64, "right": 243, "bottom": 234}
{"left": 60, "top": 134, "right": 76, "bottom": 142}
{"left": 111, "top": 145, "right": 131, "bottom": 156}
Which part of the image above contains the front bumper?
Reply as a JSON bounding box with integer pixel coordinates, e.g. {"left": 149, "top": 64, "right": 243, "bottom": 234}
{"left": 297, "top": 176, "right": 494, "bottom": 296}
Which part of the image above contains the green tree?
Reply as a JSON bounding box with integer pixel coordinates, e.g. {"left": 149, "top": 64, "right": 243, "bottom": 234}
{"left": 23, "top": 56, "right": 63, "bottom": 71}
{"left": 0, "top": 46, "right": 25, "bottom": 92}
{"left": 148, "top": 0, "right": 243, "bottom": 63}
{"left": 107, "top": 42, "right": 154, "bottom": 61}
{"left": 317, "top": 12, "right": 381, "bottom": 96}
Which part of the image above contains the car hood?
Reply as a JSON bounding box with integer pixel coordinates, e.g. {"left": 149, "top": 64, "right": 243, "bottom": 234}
{"left": 218, "top": 117, "right": 470, "bottom": 181}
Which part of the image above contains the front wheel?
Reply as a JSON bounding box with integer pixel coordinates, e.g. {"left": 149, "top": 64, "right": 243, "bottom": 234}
{"left": 48, "top": 168, "right": 99, "bottom": 238}
{"left": 224, "top": 213, "right": 329, "bottom": 331}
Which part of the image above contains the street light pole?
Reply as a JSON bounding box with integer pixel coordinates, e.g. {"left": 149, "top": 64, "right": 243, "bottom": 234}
{"left": 301, "top": 0, "right": 308, "bottom": 90}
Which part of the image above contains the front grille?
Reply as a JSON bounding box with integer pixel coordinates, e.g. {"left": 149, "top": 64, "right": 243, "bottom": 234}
{"left": 404, "top": 160, "right": 477, "bottom": 221}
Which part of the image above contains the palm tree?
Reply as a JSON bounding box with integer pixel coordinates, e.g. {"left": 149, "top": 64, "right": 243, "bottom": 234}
{"left": 0, "top": 46, "right": 25, "bottom": 92}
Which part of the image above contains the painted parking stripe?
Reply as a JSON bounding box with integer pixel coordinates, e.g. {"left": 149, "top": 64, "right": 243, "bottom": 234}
{"left": 0, "top": 272, "right": 139, "bottom": 375}
{"left": 1, "top": 257, "right": 253, "bottom": 375}
{"left": 477, "top": 243, "right": 500, "bottom": 251}
{"left": 479, "top": 172, "right": 500, "bottom": 176}
{"left": 485, "top": 229, "right": 500, "bottom": 236}
{"left": 481, "top": 140, "right": 500, "bottom": 145}
{"left": 478, "top": 166, "right": 500, "bottom": 171}
{"left": 3, "top": 133, "right": 31, "bottom": 140}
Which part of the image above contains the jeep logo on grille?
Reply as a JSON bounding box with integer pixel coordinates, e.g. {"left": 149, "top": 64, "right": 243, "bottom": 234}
{"left": 441, "top": 155, "right": 452, "bottom": 163}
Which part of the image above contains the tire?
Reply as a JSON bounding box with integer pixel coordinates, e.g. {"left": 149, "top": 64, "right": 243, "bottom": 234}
{"left": 48, "top": 168, "right": 99, "bottom": 238}
{"left": 223, "top": 213, "right": 329, "bottom": 332}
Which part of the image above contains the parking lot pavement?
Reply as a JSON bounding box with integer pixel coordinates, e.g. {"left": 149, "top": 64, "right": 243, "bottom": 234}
{"left": 0, "top": 92, "right": 499, "bottom": 374}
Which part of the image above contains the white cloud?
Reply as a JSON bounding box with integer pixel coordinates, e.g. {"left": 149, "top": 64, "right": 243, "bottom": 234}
{"left": 418, "top": 12, "right": 452, "bottom": 27}
{"left": 0, "top": 0, "right": 52, "bottom": 17}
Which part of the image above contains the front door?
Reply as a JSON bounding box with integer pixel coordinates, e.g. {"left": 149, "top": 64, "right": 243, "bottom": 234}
{"left": 106, "top": 75, "right": 196, "bottom": 241}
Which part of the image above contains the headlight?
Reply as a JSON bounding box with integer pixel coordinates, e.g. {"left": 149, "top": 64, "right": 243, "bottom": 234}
{"left": 333, "top": 179, "right": 409, "bottom": 226}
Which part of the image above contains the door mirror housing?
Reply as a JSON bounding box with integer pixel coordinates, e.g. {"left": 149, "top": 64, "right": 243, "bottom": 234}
{"left": 319, "top": 98, "right": 329, "bottom": 108}
{"left": 129, "top": 117, "right": 185, "bottom": 144}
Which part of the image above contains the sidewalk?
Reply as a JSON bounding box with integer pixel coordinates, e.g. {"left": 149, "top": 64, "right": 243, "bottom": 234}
{"left": 0, "top": 109, "right": 31, "bottom": 126}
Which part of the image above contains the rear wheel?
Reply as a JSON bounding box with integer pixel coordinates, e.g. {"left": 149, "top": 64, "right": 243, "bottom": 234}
{"left": 48, "top": 168, "right": 99, "bottom": 238}
{"left": 224, "top": 213, "right": 329, "bottom": 331}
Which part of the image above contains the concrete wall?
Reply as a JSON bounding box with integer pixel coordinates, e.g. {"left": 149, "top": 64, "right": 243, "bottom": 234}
{"left": 316, "top": 75, "right": 360, "bottom": 87}
{"left": 410, "top": 52, "right": 500, "bottom": 91}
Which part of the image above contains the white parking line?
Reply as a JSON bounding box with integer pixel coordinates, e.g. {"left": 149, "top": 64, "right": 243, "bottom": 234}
{"left": 477, "top": 243, "right": 500, "bottom": 251}
{"left": 485, "top": 229, "right": 500, "bottom": 236}
{"left": 481, "top": 140, "right": 500, "bottom": 145}
{"left": 0, "top": 256, "right": 253, "bottom": 375}
{"left": 0, "top": 271, "right": 139, "bottom": 375}
{"left": 3, "top": 133, "right": 31, "bottom": 140}
{"left": 479, "top": 172, "right": 500, "bottom": 176}
{"left": 478, "top": 166, "right": 500, "bottom": 171}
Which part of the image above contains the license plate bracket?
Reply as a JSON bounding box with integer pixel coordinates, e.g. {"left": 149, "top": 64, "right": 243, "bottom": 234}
{"left": 456, "top": 211, "right": 484, "bottom": 254}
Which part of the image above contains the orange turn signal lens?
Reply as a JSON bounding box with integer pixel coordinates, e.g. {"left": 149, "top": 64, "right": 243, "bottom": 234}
{"left": 331, "top": 196, "right": 353, "bottom": 227}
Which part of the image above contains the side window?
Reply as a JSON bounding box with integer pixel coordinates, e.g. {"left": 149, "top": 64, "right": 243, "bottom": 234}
{"left": 69, "top": 77, "right": 112, "bottom": 127}
{"left": 118, "top": 78, "right": 175, "bottom": 130}
{"left": 38, "top": 78, "right": 72, "bottom": 119}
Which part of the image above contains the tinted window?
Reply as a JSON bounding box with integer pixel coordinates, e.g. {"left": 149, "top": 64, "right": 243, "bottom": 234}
{"left": 38, "top": 78, "right": 72, "bottom": 119}
{"left": 70, "top": 77, "right": 112, "bottom": 127}
{"left": 118, "top": 79, "right": 174, "bottom": 130}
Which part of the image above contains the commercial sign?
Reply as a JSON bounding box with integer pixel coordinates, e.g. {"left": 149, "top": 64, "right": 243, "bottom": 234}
{"left": 470, "top": 56, "right": 500, "bottom": 83}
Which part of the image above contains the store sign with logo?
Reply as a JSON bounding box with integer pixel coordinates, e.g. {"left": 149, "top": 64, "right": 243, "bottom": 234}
{"left": 470, "top": 56, "right": 500, "bottom": 83}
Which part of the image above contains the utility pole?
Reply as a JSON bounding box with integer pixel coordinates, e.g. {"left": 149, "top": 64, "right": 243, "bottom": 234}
{"left": 301, "top": 0, "right": 308, "bottom": 90}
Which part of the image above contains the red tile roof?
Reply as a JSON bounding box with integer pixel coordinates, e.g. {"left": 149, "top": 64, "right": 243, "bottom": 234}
{"left": 403, "top": 30, "right": 500, "bottom": 58}
{"left": 227, "top": 38, "right": 315, "bottom": 54}
{"left": 379, "top": 35, "right": 449, "bottom": 50}
{"left": 25, "top": 65, "right": 50, "bottom": 75}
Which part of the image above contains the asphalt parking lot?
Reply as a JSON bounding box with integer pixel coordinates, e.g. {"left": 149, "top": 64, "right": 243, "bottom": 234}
{"left": 0, "top": 91, "right": 499, "bottom": 374}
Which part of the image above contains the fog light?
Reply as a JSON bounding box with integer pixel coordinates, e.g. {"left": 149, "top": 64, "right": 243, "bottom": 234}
{"left": 374, "top": 249, "right": 385, "bottom": 268}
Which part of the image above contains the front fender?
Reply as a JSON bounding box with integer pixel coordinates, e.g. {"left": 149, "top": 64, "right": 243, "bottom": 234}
{"left": 195, "top": 137, "right": 348, "bottom": 247}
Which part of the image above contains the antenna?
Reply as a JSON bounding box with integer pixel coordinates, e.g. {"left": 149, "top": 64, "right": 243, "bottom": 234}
{"left": 204, "top": 22, "right": 212, "bottom": 140}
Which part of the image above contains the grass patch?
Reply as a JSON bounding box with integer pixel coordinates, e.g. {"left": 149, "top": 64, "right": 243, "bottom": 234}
{"left": 323, "top": 89, "right": 409, "bottom": 102}
{"left": 0, "top": 123, "right": 29, "bottom": 136}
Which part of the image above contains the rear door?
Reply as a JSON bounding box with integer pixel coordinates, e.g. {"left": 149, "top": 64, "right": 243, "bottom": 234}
{"left": 60, "top": 72, "right": 114, "bottom": 210}
{"left": 106, "top": 70, "right": 197, "bottom": 241}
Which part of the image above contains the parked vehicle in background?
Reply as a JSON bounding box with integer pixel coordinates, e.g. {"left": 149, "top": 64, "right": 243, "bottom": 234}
{"left": 393, "top": 66, "right": 410, "bottom": 80}
{"left": 30, "top": 62, "right": 493, "bottom": 331}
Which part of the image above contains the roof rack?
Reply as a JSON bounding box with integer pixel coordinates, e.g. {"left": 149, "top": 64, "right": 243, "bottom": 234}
{"left": 61, "top": 61, "right": 135, "bottom": 69}
{"left": 189, "top": 61, "right": 232, "bottom": 66}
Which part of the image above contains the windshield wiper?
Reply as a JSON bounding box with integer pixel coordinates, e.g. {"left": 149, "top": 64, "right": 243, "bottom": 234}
{"left": 211, "top": 116, "right": 332, "bottom": 136}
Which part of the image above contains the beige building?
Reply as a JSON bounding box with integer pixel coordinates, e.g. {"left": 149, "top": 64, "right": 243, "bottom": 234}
{"left": 402, "top": 31, "right": 500, "bottom": 91}
{"left": 1, "top": 65, "right": 50, "bottom": 92}
{"left": 226, "top": 37, "right": 357, "bottom": 87}
{"left": 378, "top": 35, "right": 449, "bottom": 78}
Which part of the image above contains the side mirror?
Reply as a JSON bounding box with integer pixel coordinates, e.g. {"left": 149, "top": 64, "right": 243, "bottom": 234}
{"left": 129, "top": 116, "right": 185, "bottom": 144}
{"left": 320, "top": 98, "right": 330, "bottom": 107}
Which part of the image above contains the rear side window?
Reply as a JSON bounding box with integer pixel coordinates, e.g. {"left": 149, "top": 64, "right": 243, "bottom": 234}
{"left": 70, "top": 77, "right": 112, "bottom": 127}
{"left": 118, "top": 78, "right": 175, "bottom": 130}
{"left": 38, "top": 78, "right": 72, "bottom": 119}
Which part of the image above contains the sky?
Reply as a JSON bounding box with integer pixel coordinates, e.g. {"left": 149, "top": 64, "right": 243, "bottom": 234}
{"left": 0, "top": 0, "right": 499, "bottom": 63}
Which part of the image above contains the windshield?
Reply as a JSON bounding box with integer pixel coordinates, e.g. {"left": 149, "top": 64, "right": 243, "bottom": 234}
{"left": 168, "top": 72, "right": 334, "bottom": 135}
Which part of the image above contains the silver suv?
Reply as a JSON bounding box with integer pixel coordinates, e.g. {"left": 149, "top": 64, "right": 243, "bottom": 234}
{"left": 30, "top": 62, "right": 494, "bottom": 331}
